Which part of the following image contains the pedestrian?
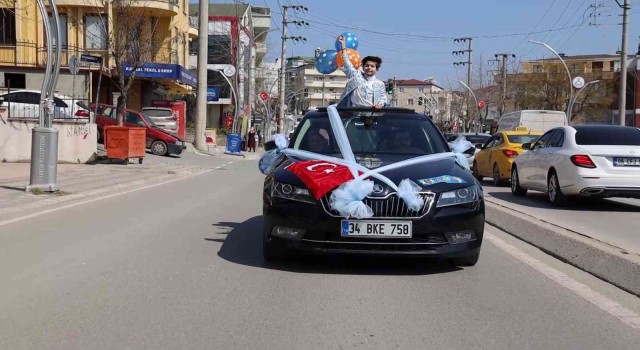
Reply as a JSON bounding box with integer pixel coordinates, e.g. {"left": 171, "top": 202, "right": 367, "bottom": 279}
{"left": 336, "top": 35, "right": 387, "bottom": 109}
{"left": 257, "top": 129, "right": 263, "bottom": 147}
{"left": 247, "top": 127, "right": 257, "bottom": 152}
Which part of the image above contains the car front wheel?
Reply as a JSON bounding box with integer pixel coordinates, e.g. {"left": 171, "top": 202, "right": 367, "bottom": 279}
{"left": 151, "top": 140, "right": 168, "bottom": 156}
{"left": 472, "top": 161, "right": 483, "bottom": 182}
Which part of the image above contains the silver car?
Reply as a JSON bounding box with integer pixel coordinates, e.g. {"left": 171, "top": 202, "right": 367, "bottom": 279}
{"left": 141, "top": 107, "right": 177, "bottom": 134}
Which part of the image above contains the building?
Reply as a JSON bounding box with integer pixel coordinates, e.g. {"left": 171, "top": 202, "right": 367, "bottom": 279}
{"left": 188, "top": 3, "right": 271, "bottom": 132}
{"left": 389, "top": 79, "right": 444, "bottom": 115}
{"left": 0, "top": 0, "right": 195, "bottom": 111}
{"left": 291, "top": 60, "right": 347, "bottom": 113}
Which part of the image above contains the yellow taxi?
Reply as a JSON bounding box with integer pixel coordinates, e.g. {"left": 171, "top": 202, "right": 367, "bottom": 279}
{"left": 473, "top": 127, "right": 542, "bottom": 185}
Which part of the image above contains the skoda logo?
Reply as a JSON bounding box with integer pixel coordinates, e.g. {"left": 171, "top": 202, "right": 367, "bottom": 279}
{"left": 372, "top": 184, "right": 384, "bottom": 194}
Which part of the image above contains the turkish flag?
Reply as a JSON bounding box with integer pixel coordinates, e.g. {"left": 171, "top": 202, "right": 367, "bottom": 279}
{"left": 286, "top": 160, "right": 358, "bottom": 200}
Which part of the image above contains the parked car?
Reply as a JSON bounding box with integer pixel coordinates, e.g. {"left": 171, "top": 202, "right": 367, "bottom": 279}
{"left": 473, "top": 128, "right": 542, "bottom": 185}
{"left": 262, "top": 106, "right": 485, "bottom": 266}
{"left": 446, "top": 133, "right": 491, "bottom": 169}
{"left": 94, "top": 103, "right": 186, "bottom": 156}
{"left": 0, "top": 89, "right": 85, "bottom": 119}
{"left": 511, "top": 125, "right": 640, "bottom": 205}
{"left": 141, "top": 107, "right": 178, "bottom": 135}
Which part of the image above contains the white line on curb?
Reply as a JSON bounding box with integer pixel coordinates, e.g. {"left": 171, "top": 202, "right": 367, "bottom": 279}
{"left": 486, "top": 232, "right": 640, "bottom": 331}
{"left": 0, "top": 169, "right": 213, "bottom": 228}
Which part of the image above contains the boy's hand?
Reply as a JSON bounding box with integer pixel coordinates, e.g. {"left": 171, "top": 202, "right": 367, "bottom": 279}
{"left": 374, "top": 103, "right": 383, "bottom": 110}
{"left": 338, "top": 35, "right": 346, "bottom": 49}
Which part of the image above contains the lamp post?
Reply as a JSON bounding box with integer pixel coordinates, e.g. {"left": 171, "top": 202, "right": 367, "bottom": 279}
{"left": 567, "top": 80, "right": 600, "bottom": 121}
{"left": 457, "top": 80, "right": 479, "bottom": 131}
{"left": 528, "top": 40, "right": 573, "bottom": 117}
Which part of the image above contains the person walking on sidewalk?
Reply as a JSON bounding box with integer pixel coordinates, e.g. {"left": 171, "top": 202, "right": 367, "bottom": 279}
{"left": 247, "top": 127, "right": 257, "bottom": 152}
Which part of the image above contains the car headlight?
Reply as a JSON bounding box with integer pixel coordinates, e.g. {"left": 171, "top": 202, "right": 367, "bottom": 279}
{"left": 272, "top": 182, "right": 315, "bottom": 204}
{"left": 436, "top": 185, "right": 481, "bottom": 208}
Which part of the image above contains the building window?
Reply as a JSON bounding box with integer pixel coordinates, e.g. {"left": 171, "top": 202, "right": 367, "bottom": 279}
{"left": 532, "top": 64, "right": 542, "bottom": 73}
{"left": 407, "top": 98, "right": 414, "bottom": 105}
{"left": 399, "top": 87, "right": 404, "bottom": 92}
{"left": 329, "top": 88, "right": 335, "bottom": 93}
{"left": 314, "top": 89, "right": 321, "bottom": 93}
{"left": 85, "top": 15, "right": 107, "bottom": 49}
{"left": 4, "top": 73, "right": 26, "bottom": 89}
{"left": 206, "top": 35, "right": 231, "bottom": 64}
{"left": 592, "top": 61, "right": 603, "bottom": 72}
{"left": 47, "top": 14, "right": 68, "bottom": 48}
{"left": 392, "top": 99, "right": 398, "bottom": 105}
{"left": 418, "top": 87, "right": 425, "bottom": 93}
{"left": 0, "top": 8, "right": 16, "bottom": 45}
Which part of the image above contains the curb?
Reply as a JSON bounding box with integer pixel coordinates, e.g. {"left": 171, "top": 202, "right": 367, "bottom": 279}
{"left": 485, "top": 199, "right": 640, "bottom": 297}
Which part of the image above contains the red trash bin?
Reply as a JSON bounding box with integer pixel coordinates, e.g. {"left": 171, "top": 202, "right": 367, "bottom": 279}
{"left": 104, "top": 126, "right": 146, "bottom": 164}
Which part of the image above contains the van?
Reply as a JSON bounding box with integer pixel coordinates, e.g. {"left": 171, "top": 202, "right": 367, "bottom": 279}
{"left": 496, "top": 110, "right": 567, "bottom": 133}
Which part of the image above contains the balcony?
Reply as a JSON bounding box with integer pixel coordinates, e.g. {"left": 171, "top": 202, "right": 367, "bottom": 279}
{"left": 131, "top": 0, "right": 180, "bottom": 17}
{"left": 188, "top": 16, "right": 199, "bottom": 38}
{"left": 0, "top": 41, "right": 179, "bottom": 70}
{"left": 251, "top": 7, "right": 271, "bottom": 32}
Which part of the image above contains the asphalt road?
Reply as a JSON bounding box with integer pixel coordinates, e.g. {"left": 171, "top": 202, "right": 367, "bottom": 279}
{"left": 480, "top": 180, "right": 640, "bottom": 255}
{"left": 1, "top": 158, "right": 640, "bottom": 349}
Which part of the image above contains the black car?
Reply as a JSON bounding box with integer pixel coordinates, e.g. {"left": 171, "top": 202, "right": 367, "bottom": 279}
{"left": 262, "top": 107, "right": 485, "bottom": 266}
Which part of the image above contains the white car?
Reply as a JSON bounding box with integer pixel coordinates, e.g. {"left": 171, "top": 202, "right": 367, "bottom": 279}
{"left": 0, "top": 89, "right": 84, "bottom": 119}
{"left": 510, "top": 125, "right": 640, "bottom": 205}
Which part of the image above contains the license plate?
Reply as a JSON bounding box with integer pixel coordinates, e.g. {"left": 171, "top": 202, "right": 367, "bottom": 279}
{"left": 613, "top": 157, "right": 640, "bottom": 166}
{"left": 341, "top": 220, "right": 412, "bottom": 238}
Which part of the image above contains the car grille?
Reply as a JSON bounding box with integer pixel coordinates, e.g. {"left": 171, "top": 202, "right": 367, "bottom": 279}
{"left": 320, "top": 192, "right": 435, "bottom": 219}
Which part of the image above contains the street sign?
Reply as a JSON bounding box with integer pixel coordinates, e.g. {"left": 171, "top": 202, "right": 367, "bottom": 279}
{"left": 572, "top": 76, "right": 585, "bottom": 89}
{"left": 477, "top": 100, "right": 486, "bottom": 110}
{"left": 207, "top": 87, "right": 220, "bottom": 102}
{"left": 259, "top": 91, "right": 269, "bottom": 101}
{"left": 68, "top": 55, "right": 80, "bottom": 75}
{"left": 80, "top": 54, "right": 102, "bottom": 65}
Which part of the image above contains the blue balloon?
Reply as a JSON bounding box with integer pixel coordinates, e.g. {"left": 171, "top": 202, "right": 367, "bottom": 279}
{"left": 315, "top": 49, "right": 338, "bottom": 74}
{"left": 335, "top": 32, "right": 359, "bottom": 51}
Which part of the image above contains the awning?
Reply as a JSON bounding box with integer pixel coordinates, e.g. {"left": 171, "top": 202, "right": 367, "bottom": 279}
{"left": 123, "top": 62, "right": 197, "bottom": 87}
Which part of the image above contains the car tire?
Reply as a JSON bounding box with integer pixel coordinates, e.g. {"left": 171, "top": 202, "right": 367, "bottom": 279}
{"left": 492, "top": 163, "right": 504, "bottom": 186}
{"left": 511, "top": 166, "right": 527, "bottom": 196}
{"left": 263, "top": 237, "right": 290, "bottom": 262}
{"left": 547, "top": 170, "right": 567, "bottom": 206}
{"left": 449, "top": 250, "right": 480, "bottom": 267}
{"left": 151, "top": 140, "right": 168, "bottom": 156}
{"left": 472, "top": 161, "right": 483, "bottom": 182}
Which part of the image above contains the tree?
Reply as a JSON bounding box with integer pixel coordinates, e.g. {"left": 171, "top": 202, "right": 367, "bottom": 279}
{"left": 508, "top": 62, "right": 616, "bottom": 123}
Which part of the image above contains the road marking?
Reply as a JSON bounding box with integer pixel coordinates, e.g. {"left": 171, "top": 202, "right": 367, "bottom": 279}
{"left": 486, "top": 231, "right": 640, "bottom": 331}
{"left": 0, "top": 169, "right": 213, "bottom": 228}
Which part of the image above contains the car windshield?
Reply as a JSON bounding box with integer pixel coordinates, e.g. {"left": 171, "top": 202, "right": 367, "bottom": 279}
{"left": 508, "top": 134, "right": 540, "bottom": 144}
{"left": 291, "top": 111, "right": 448, "bottom": 156}
{"left": 575, "top": 126, "right": 640, "bottom": 145}
{"left": 141, "top": 114, "right": 158, "bottom": 127}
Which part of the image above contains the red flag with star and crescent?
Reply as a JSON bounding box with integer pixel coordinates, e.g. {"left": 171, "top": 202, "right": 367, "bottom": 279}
{"left": 285, "top": 160, "right": 358, "bottom": 200}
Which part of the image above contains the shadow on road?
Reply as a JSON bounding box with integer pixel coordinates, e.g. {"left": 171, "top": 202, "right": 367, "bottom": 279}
{"left": 210, "top": 217, "right": 462, "bottom": 276}
{"left": 487, "top": 190, "right": 640, "bottom": 213}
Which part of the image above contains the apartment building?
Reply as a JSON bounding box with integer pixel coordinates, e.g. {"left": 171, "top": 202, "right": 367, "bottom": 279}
{"left": 0, "top": 0, "right": 196, "bottom": 111}
{"left": 188, "top": 3, "right": 271, "bottom": 130}
{"left": 290, "top": 61, "right": 347, "bottom": 113}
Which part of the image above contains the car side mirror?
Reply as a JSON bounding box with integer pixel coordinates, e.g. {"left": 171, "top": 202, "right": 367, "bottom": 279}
{"left": 464, "top": 146, "right": 476, "bottom": 155}
{"left": 264, "top": 140, "right": 277, "bottom": 151}
{"left": 475, "top": 144, "right": 484, "bottom": 150}
{"left": 522, "top": 142, "right": 531, "bottom": 150}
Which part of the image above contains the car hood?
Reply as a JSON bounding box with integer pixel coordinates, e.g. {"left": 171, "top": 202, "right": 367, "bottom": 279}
{"left": 271, "top": 154, "right": 476, "bottom": 196}
{"left": 154, "top": 127, "right": 183, "bottom": 141}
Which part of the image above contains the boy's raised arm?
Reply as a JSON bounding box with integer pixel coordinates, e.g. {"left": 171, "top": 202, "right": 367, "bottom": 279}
{"left": 338, "top": 35, "right": 359, "bottom": 78}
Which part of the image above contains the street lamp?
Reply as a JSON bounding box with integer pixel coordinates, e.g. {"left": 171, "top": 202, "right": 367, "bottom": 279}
{"left": 567, "top": 80, "right": 600, "bottom": 122}
{"left": 528, "top": 40, "right": 573, "bottom": 118}
{"left": 457, "top": 80, "right": 479, "bottom": 131}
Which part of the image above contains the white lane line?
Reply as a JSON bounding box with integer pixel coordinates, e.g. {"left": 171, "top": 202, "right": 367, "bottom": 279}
{"left": 486, "top": 232, "right": 640, "bottom": 331}
{"left": 0, "top": 169, "right": 213, "bottom": 228}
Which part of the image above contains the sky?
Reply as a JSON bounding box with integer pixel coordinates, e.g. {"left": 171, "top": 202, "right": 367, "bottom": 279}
{"left": 205, "top": 0, "right": 640, "bottom": 90}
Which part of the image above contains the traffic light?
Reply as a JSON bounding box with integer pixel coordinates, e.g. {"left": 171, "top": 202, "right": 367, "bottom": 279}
{"left": 418, "top": 97, "right": 423, "bottom": 105}
{"left": 386, "top": 79, "right": 394, "bottom": 94}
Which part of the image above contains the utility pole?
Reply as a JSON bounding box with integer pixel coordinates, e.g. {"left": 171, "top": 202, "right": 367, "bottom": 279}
{"left": 495, "top": 53, "right": 516, "bottom": 116}
{"left": 194, "top": 0, "right": 208, "bottom": 151}
{"left": 453, "top": 37, "right": 473, "bottom": 131}
{"left": 278, "top": 5, "right": 308, "bottom": 134}
{"left": 617, "top": 0, "right": 630, "bottom": 126}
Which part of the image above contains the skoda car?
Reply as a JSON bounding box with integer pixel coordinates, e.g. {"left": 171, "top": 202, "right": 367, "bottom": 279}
{"left": 262, "top": 107, "right": 485, "bottom": 266}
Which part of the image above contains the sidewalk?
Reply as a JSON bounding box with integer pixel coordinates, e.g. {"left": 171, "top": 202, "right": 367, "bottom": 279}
{"left": 0, "top": 159, "right": 210, "bottom": 224}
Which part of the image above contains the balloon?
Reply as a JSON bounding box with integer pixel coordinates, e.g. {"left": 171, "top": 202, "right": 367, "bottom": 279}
{"left": 335, "top": 32, "right": 358, "bottom": 51}
{"left": 315, "top": 49, "right": 338, "bottom": 74}
{"left": 336, "top": 48, "right": 361, "bottom": 69}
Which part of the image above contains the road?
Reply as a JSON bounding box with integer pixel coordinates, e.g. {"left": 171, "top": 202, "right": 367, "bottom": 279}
{"left": 1, "top": 157, "right": 640, "bottom": 349}
{"left": 481, "top": 180, "right": 640, "bottom": 255}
